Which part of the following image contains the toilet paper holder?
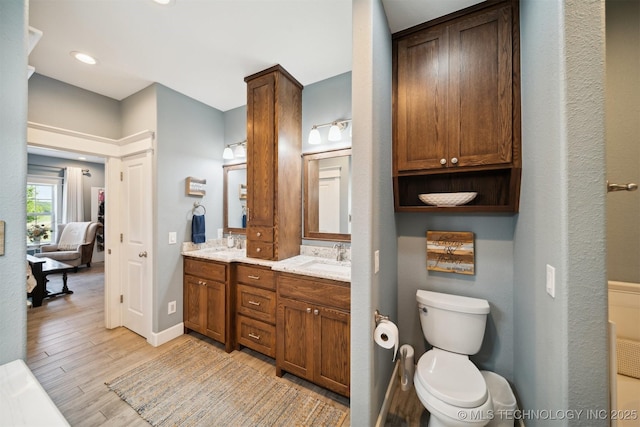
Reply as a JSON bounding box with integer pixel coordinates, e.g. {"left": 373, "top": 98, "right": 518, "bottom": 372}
{"left": 374, "top": 309, "right": 390, "bottom": 324}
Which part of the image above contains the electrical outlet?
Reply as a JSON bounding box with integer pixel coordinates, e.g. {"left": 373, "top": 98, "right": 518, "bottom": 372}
{"left": 168, "top": 300, "right": 177, "bottom": 314}
{"left": 546, "top": 264, "right": 556, "bottom": 298}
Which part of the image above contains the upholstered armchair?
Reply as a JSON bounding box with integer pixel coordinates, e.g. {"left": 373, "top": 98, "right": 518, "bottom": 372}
{"left": 34, "top": 222, "right": 102, "bottom": 268}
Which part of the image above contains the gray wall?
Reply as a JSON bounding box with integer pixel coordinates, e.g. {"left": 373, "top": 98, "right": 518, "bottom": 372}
{"left": 397, "top": 215, "right": 515, "bottom": 378}
{"left": 351, "top": 0, "right": 397, "bottom": 423}
{"left": 514, "top": 1, "right": 608, "bottom": 423}
{"left": 0, "top": 0, "right": 28, "bottom": 365}
{"left": 606, "top": 0, "right": 640, "bottom": 283}
{"left": 27, "top": 154, "right": 105, "bottom": 222}
{"left": 28, "top": 74, "right": 122, "bottom": 139}
{"left": 155, "top": 84, "right": 225, "bottom": 332}
{"left": 121, "top": 84, "right": 157, "bottom": 137}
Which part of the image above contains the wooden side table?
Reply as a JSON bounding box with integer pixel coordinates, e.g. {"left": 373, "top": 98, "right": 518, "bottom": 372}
{"left": 27, "top": 255, "right": 75, "bottom": 307}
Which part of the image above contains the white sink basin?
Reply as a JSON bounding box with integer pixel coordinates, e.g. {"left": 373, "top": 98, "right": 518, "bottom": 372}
{"left": 299, "top": 259, "right": 351, "bottom": 276}
{"left": 197, "top": 247, "right": 244, "bottom": 258}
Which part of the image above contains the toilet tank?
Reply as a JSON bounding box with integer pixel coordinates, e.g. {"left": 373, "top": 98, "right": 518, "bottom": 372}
{"left": 416, "top": 290, "right": 490, "bottom": 355}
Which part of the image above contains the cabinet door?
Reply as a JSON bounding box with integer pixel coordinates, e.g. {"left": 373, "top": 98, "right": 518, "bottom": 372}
{"left": 204, "top": 280, "right": 226, "bottom": 343}
{"left": 183, "top": 275, "right": 205, "bottom": 334}
{"left": 276, "top": 297, "right": 314, "bottom": 380}
{"left": 313, "top": 306, "right": 350, "bottom": 397}
{"left": 246, "top": 73, "right": 276, "bottom": 228}
{"left": 448, "top": 4, "right": 513, "bottom": 167}
{"left": 395, "top": 25, "right": 449, "bottom": 172}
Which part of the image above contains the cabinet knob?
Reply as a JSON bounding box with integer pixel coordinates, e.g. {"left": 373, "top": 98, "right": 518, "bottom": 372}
{"left": 313, "top": 309, "right": 319, "bottom": 316}
{"left": 440, "top": 158, "right": 447, "bottom": 165}
{"left": 451, "top": 157, "right": 458, "bottom": 164}
{"left": 306, "top": 307, "right": 312, "bottom": 313}
{"left": 256, "top": 232, "right": 262, "bottom": 237}
{"left": 256, "top": 247, "right": 261, "bottom": 252}
{"left": 201, "top": 281, "right": 207, "bottom": 286}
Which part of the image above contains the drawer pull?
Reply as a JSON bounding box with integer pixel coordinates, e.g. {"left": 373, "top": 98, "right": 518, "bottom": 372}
{"left": 314, "top": 309, "right": 319, "bottom": 315}
{"left": 248, "top": 333, "right": 261, "bottom": 340}
{"left": 306, "top": 307, "right": 312, "bottom": 313}
{"left": 248, "top": 300, "right": 261, "bottom": 306}
{"left": 248, "top": 275, "right": 260, "bottom": 280}
{"left": 256, "top": 231, "right": 262, "bottom": 237}
{"left": 201, "top": 281, "right": 207, "bottom": 286}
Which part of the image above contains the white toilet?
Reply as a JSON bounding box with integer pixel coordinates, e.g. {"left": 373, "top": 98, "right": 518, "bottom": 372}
{"left": 414, "top": 290, "right": 493, "bottom": 427}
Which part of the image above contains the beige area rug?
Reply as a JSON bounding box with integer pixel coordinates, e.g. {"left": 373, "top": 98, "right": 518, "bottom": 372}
{"left": 107, "top": 338, "right": 347, "bottom": 427}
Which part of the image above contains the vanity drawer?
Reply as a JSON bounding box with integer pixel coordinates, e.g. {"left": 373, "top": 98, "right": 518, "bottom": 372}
{"left": 236, "top": 316, "right": 276, "bottom": 358}
{"left": 247, "top": 242, "right": 274, "bottom": 259}
{"left": 248, "top": 226, "right": 274, "bottom": 242}
{"left": 237, "top": 284, "right": 276, "bottom": 323}
{"left": 236, "top": 264, "right": 276, "bottom": 290}
{"left": 184, "top": 258, "right": 226, "bottom": 282}
{"left": 277, "top": 273, "right": 350, "bottom": 311}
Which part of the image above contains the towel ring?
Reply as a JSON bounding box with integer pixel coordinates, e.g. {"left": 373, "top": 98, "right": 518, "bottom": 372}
{"left": 193, "top": 202, "right": 206, "bottom": 215}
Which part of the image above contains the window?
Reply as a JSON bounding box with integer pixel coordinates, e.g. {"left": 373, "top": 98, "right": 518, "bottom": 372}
{"left": 26, "top": 177, "right": 61, "bottom": 244}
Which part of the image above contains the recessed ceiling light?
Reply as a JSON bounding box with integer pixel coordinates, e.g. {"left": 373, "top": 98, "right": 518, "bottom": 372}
{"left": 70, "top": 51, "right": 97, "bottom": 65}
{"left": 152, "top": 0, "right": 175, "bottom": 5}
{"left": 78, "top": 156, "right": 87, "bottom": 160}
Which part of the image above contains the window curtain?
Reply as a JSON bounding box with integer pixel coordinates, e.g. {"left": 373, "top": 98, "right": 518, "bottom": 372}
{"left": 62, "top": 167, "right": 84, "bottom": 223}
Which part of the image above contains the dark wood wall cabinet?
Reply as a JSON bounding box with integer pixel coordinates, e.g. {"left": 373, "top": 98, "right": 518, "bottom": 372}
{"left": 276, "top": 272, "right": 350, "bottom": 397}
{"left": 245, "top": 65, "right": 303, "bottom": 260}
{"left": 183, "top": 257, "right": 234, "bottom": 352}
{"left": 393, "top": 0, "right": 521, "bottom": 213}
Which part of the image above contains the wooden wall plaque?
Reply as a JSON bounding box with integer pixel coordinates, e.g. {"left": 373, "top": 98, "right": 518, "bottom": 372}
{"left": 426, "top": 231, "right": 475, "bottom": 275}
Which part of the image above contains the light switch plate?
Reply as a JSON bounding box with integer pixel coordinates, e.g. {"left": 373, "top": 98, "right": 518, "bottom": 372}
{"left": 168, "top": 232, "right": 177, "bottom": 245}
{"left": 546, "top": 264, "right": 556, "bottom": 298}
{"left": 374, "top": 250, "right": 380, "bottom": 274}
{"left": 0, "top": 220, "right": 5, "bottom": 256}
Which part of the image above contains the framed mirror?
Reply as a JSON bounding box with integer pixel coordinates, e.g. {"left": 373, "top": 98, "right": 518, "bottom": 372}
{"left": 303, "top": 148, "right": 351, "bottom": 242}
{"left": 223, "top": 163, "right": 247, "bottom": 234}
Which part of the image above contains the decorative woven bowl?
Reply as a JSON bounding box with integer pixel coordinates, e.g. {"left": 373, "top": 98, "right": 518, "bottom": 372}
{"left": 419, "top": 192, "right": 477, "bottom": 207}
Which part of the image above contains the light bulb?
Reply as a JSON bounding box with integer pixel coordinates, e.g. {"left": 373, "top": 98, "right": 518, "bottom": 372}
{"left": 328, "top": 123, "right": 342, "bottom": 141}
{"left": 222, "top": 147, "right": 234, "bottom": 160}
{"left": 308, "top": 127, "right": 321, "bottom": 145}
{"left": 234, "top": 144, "right": 246, "bottom": 158}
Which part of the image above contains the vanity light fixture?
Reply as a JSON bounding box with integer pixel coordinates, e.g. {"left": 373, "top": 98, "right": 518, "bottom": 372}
{"left": 307, "top": 119, "right": 351, "bottom": 145}
{"left": 70, "top": 51, "right": 98, "bottom": 65}
{"left": 222, "top": 140, "right": 247, "bottom": 160}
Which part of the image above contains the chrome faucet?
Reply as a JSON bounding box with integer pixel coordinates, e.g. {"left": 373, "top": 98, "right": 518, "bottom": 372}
{"left": 333, "top": 243, "right": 344, "bottom": 261}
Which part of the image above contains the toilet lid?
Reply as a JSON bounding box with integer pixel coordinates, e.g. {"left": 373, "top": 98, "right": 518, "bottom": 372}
{"left": 416, "top": 348, "right": 488, "bottom": 408}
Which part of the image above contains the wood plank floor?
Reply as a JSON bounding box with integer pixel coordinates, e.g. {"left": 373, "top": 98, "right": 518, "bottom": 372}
{"left": 26, "top": 262, "right": 350, "bottom": 426}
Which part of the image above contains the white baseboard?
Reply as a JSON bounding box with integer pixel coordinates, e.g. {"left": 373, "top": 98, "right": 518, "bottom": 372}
{"left": 148, "top": 322, "right": 184, "bottom": 347}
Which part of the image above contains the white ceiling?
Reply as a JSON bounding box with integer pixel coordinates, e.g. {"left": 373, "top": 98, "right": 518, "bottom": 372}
{"left": 27, "top": 0, "right": 483, "bottom": 161}
{"left": 28, "top": 0, "right": 483, "bottom": 113}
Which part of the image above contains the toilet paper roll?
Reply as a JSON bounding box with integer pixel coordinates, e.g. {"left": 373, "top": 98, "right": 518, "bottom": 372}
{"left": 374, "top": 319, "right": 399, "bottom": 361}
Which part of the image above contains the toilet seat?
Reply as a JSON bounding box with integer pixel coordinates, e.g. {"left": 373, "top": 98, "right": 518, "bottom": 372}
{"left": 416, "top": 348, "right": 487, "bottom": 408}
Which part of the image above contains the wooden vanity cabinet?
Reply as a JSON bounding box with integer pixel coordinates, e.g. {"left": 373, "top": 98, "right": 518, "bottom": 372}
{"left": 393, "top": 0, "right": 521, "bottom": 212}
{"left": 183, "top": 257, "right": 233, "bottom": 352}
{"left": 235, "top": 264, "right": 277, "bottom": 357}
{"left": 245, "top": 65, "right": 302, "bottom": 260}
{"left": 276, "top": 272, "right": 350, "bottom": 397}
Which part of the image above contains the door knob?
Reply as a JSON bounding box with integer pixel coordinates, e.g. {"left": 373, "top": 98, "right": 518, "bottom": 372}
{"left": 138, "top": 251, "right": 148, "bottom": 258}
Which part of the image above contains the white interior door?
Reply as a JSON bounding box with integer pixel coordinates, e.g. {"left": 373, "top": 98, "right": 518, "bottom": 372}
{"left": 318, "top": 167, "right": 341, "bottom": 233}
{"left": 121, "top": 152, "right": 152, "bottom": 338}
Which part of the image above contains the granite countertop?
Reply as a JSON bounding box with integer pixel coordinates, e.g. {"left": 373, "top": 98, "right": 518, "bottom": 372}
{"left": 182, "top": 241, "right": 350, "bottom": 282}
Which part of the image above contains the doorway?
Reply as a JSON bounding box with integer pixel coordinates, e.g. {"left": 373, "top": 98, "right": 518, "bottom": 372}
{"left": 605, "top": 0, "right": 640, "bottom": 420}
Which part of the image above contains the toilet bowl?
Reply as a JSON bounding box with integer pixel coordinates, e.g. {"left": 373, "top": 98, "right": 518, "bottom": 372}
{"left": 415, "top": 290, "right": 492, "bottom": 427}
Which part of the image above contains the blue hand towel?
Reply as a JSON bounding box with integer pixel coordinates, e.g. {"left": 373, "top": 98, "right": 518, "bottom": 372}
{"left": 192, "top": 214, "right": 206, "bottom": 243}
